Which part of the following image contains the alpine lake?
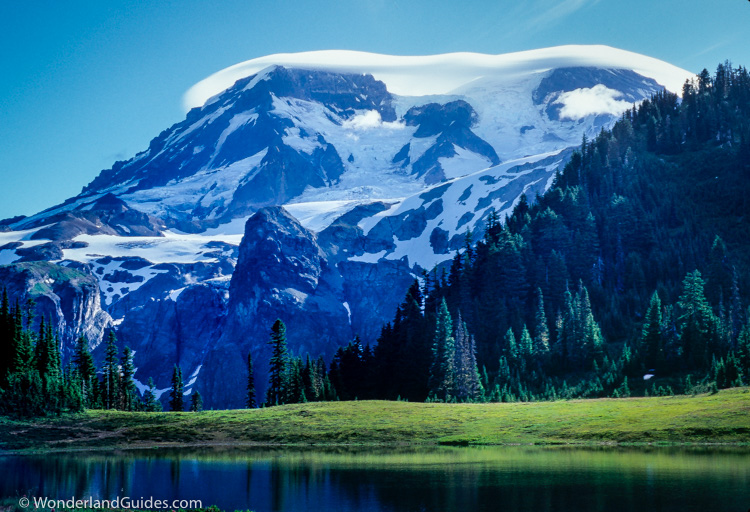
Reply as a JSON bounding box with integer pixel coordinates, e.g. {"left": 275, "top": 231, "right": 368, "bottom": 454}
{"left": 1, "top": 445, "right": 748, "bottom": 512}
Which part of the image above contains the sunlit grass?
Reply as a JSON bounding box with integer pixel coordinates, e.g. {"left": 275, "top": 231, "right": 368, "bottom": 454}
{"left": 1, "top": 388, "right": 747, "bottom": 452}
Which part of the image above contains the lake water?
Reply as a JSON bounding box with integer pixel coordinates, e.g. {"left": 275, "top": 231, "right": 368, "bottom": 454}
{"left": 1, "top": 446, "right": 748, "bottom": 512}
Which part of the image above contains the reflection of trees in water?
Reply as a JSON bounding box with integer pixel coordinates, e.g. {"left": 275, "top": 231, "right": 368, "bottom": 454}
{"left": 3, "top": 449, "right": 748, "bottom": 512}
{"left": 0, "top": 455, "right": 139, "bottom": 502}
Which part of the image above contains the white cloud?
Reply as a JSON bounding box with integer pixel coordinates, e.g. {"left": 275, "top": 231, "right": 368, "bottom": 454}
{"left": 342, "top": 110, "right": 405, "bottom": 131}
{"left": 554, "top": 84, "right": 632, "bottom": 120}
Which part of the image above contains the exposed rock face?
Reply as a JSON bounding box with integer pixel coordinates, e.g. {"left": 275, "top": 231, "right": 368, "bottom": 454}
{"left": 397, "top": 101, "right": 500, "bottom": 184}
{"left": 116, "top": 282, "right": 229, "bottom": 398}
{"left": 205, "top": 207, "right": 352, "bottom": 407}
{"left": 77, "top": 68, "right": 396, "bottom": 230}
{"left": 0, "top": 261, "right": 112, "bottom": 355}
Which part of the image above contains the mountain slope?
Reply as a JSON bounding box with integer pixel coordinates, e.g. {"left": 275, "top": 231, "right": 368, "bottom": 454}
{"left": 0, "top": 46, "right": 694, "bottom": 407}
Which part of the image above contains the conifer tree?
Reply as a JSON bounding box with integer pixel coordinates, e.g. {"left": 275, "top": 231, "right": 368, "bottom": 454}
{"left": 142, "top": 377, "right": 162, "bottom": 412}
{"left": 453, "top": 318, "right": 483, "bottom": 401}
{"left": 641, "top": 291, "right": 664, "bottom": 367}
{"left": 11, "top": 303, "right": 32, "bottom": 374}
{"left": 62, "top": 362, "right": 84, "bottom": 412}
{"left": 285, "top": 356, "right": 306, "bottom": 404}
{"left": 428, "top": 299, "right": 454, "bottom": 400}
{"left": 533, "top": 289, "right": 550, "bottom": 354}
{"left": 73, "top": 335, "right": 97, "bottom": 407}
{"left": 120, "top": 347, "right": 137, "bottom": 411}
{"left": 103, "top": 331, "right": 120, "bottom": 409}
{"left": 266, "top": 319, "right": 288, "bottom": 406}
{"left": 678, "top": 270, "right": 718, "bottom": 368}
{"left": 169, "top": 365, "right": 184, "bottom": 412}
{"left": 0, "top": 289, "right": 12, "bottom": 385}
{"left": 736, "top": 321, "right": 750, "bottom": 376}
{"left": 190, "top": 390, "right": 203, "bottom": 412}
{"left": 503, "top": 327, "right": 519, "bottom": 364}
{"left": 519, "top": 325, "right": 534, "bottom": 359}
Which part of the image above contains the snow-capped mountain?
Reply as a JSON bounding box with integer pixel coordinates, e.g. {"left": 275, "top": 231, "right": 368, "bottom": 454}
{"left": 0, "top": 46, "right": 693, "bottom": 407}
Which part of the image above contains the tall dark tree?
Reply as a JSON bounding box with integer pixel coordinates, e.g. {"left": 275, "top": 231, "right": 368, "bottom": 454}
{"left": 641, "top": 292, "right": 664, "bottom": 368}
{"left": 169, "top": 365, "right": 184, "bottom": 412}
{"left": 678, "top": 270, "right": 718, "bottom": 368}
{"left": 142, "top": 377, "right": 162, "bottom": 412}
{"left": 103, "top": 331, "right": 120, "bottom": 409}
{"left": 0, "top": 289, "right": 12, "bottom": 384}
{"left": 73, "top": 335, "right": 97, "bottom": 407}
{"left": 190, "top": 390, "right": 203, "bottom": 412}
{"left": 533, "top": 289, "right": 550, "bottom": 355}
{"left": 266, "top": 319, "right": 288, "bottom": 406}
{"left": 428, "top": 299, "right": 454, "bottom": 400}
{"left": 120, "top": 346, "right": 137, "bottom": 411}
{"left": 452, "top": 318, "right": 483, "bottom": 401}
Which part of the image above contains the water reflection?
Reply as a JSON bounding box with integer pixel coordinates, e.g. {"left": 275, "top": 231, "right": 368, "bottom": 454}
{"left": 1, "top": 446, "right": 748, "bottom": 512}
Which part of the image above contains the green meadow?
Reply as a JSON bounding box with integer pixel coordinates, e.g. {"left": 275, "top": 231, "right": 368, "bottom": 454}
{"left": 1, "top": 388, "right": 748, "bottom": 452}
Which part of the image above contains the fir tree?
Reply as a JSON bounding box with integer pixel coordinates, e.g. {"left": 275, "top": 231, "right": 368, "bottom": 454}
{"left": 285, "top": 356, "right": 306, "bottom": 404}
{"left": 73, "top": 335, "right": 97, "bottom": 407}
{"left": 641, "top": 291, "right": 664, "bottom": 367}
{"left": 678, "top": 270, "right": 718, "bottom": 368}
{"left": 519, "top": 325, "right": 534, "bottom": 360}
{"left": 266, "top": 319, "right": 288, "bottom": 406}
{"left": 103, "top": 331, "right": 120, "bottom": 409}
{"left": 453, "top": 318, "right": 483, "bottom": 401}
{"left": 119, "top": 347, "right": 137, "bottom": 411}
{"left": 168, "top": 365, "right": 184, "bottom": 412}
{"left": 503, "top": 327, "right": 519, "bottom": 364}
{"left": 142, "top": 377, "right": 162, "bottom": 412}
{"left": 190, "top": 390, "right": 203, "bottom": 412}
{"left": 533, "top": 289, "right": 550, "bottom": 354}
{"left": 428, "top": 299, "right": 454, "bottom": 400}
{"left": 0, "top": 289, "right": 12, "bottom": 385}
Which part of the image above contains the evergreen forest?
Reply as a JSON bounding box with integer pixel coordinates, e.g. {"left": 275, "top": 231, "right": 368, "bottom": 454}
{"left": 2, "top": 62, "right": 750, "bottom": 415}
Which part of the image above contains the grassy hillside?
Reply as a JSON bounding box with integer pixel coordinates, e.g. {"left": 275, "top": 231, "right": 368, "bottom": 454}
{"left": 0, "top": 389, "right": 747, "bottom": 452}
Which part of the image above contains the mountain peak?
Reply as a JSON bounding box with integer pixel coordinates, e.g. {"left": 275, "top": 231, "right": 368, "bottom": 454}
{"left": 184, "top": 45, "right": 694, "bottom": 111}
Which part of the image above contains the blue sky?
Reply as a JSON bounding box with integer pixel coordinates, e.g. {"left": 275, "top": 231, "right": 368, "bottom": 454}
{"left": 1, "top": 0, "right": 748, "bottom": 220}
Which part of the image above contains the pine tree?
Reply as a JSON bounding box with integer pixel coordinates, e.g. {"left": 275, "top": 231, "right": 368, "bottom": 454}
{"left": 62, "top": 362, "right": 84, "bottom": 413}
{"left": 266, "top": 319, "right": 288, "bottom": 406}
{"left": 142, "top": 377, "right": 162, "bottom": 412}
{"left": 428, "top": 299, "right": 454, "bottom": 400}
{"left": 519, "top": 325, "right": 534, "bottom": 360}
{"left": 503, "top": 327, "right": 519, "bottom": 365}
{"left": 453, "top": 318, "right": 482, "bottom": 401}
{"left": 246, "top": 350, "right": 257, "bottom": 408}
{"left": 736, "top": 320, "right": 750, "bottom": 377}
{"left": 169, "top": 365, "right": 184, "bottom": 412}
{"left": 190, "top": 390, "right": 203, "bottom": 412}
{"left": 0, "top": 289, "right": 12, "bottom": 385}
{"left": 73, "top": 335, "right": 97, "bottom": 407}
{"left": 533, "top": 289, "right": 550, "bottom": 354}
{"left": 11, "top": 303, "right": 33, "bottom": 374}
{"left": 119, "top": 347, "right": 137, "bottom": 411}
{"left": 678, "top": 270, "right": 718, "bottom": 369}
{"left": 285, "top": 357, "right": 306, "bottom": 404}
{"left": 641, "top": 291, "right": 664, "bottom": 367}
{"left": 103, "top": 331, "right": 120, "bottom": 409}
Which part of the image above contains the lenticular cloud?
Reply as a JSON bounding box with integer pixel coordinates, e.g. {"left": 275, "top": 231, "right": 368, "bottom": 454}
{"left": 555, "top": 84, "right": 633, "bottom": 120}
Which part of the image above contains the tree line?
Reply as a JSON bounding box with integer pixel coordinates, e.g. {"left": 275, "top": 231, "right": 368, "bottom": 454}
{"left": 255, "top": 61, "right": 750, "bottom": 406}
{"left": 3, "top": 61, "right": 750, "bottom": 414}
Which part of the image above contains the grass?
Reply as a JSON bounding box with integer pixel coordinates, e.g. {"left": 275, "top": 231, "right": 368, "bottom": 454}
{"left": 0, "top": 388, "right": 748, "bottom": 452}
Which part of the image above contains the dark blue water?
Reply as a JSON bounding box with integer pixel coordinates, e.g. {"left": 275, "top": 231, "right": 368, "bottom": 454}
{"left": 1, "top": 446, "right": 748, "bottom": 512}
